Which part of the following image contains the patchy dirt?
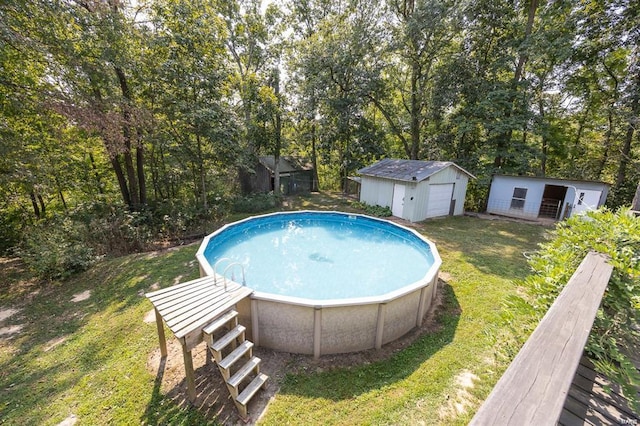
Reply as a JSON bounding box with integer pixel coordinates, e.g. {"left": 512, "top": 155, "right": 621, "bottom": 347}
{"left": 438, "top": 370, "right": 480, "bottom": 421}
{"left": 70, "top": 290, "right": 91, "bottom": 303}
{"left": 0, "top": 307, "right": 20, "bottom": 323}
{"left": 145, "top": 280, "right": 450, "bottom": 425}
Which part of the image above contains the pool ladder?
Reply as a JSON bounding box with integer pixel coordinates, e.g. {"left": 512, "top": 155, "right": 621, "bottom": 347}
{"left": 213, "top": 258, "right": 246, "bottom": 291}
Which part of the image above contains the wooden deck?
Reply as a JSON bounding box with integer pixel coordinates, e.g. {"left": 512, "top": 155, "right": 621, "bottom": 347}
{"left": 560, "top": 355, "right": 640, "bottom": 425}
{"left": 146, "top": 276, "right": 253, "bottom": 401}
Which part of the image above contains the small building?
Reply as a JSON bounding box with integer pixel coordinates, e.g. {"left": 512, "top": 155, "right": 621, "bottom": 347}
{"left": 357, "top": 158, "right": 475, "bottom": 222}
{"left": 486, "top": 175, "right": 609, "bottom": 220}
{"left": 257, "top": 156, "right": 316, "bottom": 195}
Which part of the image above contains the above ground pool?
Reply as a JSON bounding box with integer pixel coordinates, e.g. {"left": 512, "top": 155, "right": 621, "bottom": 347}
{"left": 196, "top": 211, "right": 441, "bottom": 357}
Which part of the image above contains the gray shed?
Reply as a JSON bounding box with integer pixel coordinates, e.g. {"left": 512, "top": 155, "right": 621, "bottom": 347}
{"left": 357, "top": 159, "right": 475, "bottom": 222}
{"left": 257, "top": 156, "right": 316, "bottom": 195}
{"left": 486, "top": 174, "right": 610, "bottom": 220}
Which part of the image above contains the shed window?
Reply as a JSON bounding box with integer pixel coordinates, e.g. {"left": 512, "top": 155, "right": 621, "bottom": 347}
{"left": 510, "top": 187, "right": 527, "bottom": 209}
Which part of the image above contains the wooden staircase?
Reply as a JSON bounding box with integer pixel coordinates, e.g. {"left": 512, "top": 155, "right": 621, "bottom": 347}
{"left": 202, "top": 309, "right": 268, "bottom": 419}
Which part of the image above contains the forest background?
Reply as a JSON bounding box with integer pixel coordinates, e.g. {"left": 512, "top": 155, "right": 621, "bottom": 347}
{"left": 1, "top": 0, "right": 639, "bottom": 277}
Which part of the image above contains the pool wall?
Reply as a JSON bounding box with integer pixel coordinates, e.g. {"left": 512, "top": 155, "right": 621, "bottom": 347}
{"left": 196, "top": 211, "right": 441, "bottom": 358}
{"left": 246, "top": 271, "right": 438, "bottom": 357}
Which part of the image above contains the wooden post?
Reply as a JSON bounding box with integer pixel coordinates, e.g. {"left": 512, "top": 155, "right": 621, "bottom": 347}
{"left": 313, "top": 307, "right": 322, "bottom": 359}
{"left": 375, "top": 303, "right": 387, "bottom": 350}
{"left": 154, "top": 308, "right": 167, "bottom": 357}
{"left": 251, "top": 299, "right": 260, "bottom": 346}
{"left": 181, "top": 341, "right": 197, "bottom": 402}
{"left": 416, "top": 286, "right": 430, "bottom": 327}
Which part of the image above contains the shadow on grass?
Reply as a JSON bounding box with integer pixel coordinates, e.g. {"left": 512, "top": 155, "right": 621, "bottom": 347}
{"left": 0, "top": 246, "right": 203, "bottom": 423}
{"left": 275, "top": 282, "right": 461, "bottom": 402}
{"left": 141, "top": 346, "right": 246, "bottom": 425}
{"left": 141, "top": 356, "right": 224, "bottom": 425}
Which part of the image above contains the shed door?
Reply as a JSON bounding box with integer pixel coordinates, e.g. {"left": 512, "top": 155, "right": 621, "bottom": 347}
{"left": 392, "top": 184, "right": 405, "bottom": 218}
{"left": 426, "top": 184, "right": 454, "bottom": 218}
{"left": 573, "top": 189, "right": 601, "bottom": 215}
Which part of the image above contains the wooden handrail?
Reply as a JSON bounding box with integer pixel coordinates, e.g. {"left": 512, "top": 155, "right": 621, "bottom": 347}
{"left": 470, "top": 251, "right": 613, "bottom": 425}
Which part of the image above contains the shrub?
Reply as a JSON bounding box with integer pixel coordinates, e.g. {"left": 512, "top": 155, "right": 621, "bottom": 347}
{"left": 518, "top": 208, "right": 640, "bottom": 409}
{"left": 352, "top": 201, "right": 392, "bottom": 217}
{"left": 232, "top": 193, "right": 281, "bottom": 213}
{"left": 18, "top": 216, "right": 96, "bottom": 280}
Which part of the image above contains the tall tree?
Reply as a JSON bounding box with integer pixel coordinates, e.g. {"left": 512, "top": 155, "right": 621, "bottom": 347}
{"left": 36, "top": 0, "right": 149, "bottom": 209}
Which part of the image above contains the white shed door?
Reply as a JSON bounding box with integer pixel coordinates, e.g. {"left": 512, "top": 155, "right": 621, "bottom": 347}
{"left": 573, "top": 189, "right": 601, "bottom": 215}
{"left": 392, "top": 184, "right": 405, "bottom": 218}
{"left": 427, "top": 184, "right": 454, "bottom": 218}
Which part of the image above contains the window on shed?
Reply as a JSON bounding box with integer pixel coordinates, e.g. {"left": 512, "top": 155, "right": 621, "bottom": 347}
{"left": 510, "top": 187, "right": 527, "bottom": 209}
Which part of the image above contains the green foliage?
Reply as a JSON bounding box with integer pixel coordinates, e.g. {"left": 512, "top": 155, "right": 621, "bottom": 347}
{"left": 232, "top": 193, "right": 281, "bottom": 213}
{"left": 352, "top": 201, "right": 392, "bottom": 217}
{"left": 18, "top": 217, "right": 96, "bottom": 280}
{"left": 17, "top": 200, "right": 224, "bottom": 279}
{"left": 520, "top": 208, "right": 640, "bottom": 409}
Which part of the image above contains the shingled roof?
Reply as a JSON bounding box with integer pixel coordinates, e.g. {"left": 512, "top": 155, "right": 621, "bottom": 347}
{"left": 358, "top": 158, "right": 475, "bottom": 182}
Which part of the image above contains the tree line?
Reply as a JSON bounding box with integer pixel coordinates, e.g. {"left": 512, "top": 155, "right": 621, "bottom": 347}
{"left": 1, "top": 0, "right": 639, "bottom": 256}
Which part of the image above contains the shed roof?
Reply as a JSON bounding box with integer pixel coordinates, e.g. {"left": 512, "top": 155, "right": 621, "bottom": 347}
{"left": 492, "top": 174, "right": 610, "bottom": 187}
{"left": 259, "top": 156, "right": 313, "bottom": 173}
{"left": 358, "top": 158, "right": 475, "bottom": 182}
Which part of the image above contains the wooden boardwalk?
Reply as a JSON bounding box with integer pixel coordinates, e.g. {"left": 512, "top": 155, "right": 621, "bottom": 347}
{"left": 560, "top": 355, "right": 640, "bottom": 425}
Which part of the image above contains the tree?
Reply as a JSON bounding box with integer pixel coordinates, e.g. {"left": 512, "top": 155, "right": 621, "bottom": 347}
{"left": 35, "top": 0, "right": 149, "bottom": 209}
{"left": 148, "top": 0, "right": 238, "bottom": 209}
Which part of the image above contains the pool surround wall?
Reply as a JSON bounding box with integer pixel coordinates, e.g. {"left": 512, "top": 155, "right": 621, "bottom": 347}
{"left": 196, "top": 210, "right": 441, "bottom": 358}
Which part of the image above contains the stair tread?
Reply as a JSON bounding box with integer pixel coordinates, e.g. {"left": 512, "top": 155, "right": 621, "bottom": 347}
{"left": 218, "top": 340, "right": 253, "bottom": 370}
{"left": 203, "top": 310, "right": 238, "bottom": 336}
{"left": 228, "top": 356, "right": 262, "bottom": 388}
{"left": 211, "top": 324, "right": 246, "bottom": 352}
{"left": 236, "top": 373, "right": 269, "bottom": 406}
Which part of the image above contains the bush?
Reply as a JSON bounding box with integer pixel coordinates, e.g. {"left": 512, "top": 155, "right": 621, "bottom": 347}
{"left": 232, "top": 193, "right": 281, "bottom": 213}
{"left": 18, "top": 217, "right": 96, "bottom": 280}
{"left": 518, "top": 208, "right": 640, "bottom": 409}
{"left": 352, "top": 201, "right": 392, "bottom": 217}
{"left": 16, "top": 199, "right": 228, "bottom": 280}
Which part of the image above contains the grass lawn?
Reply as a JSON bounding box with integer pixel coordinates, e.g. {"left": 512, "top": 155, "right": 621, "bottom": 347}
{"left": 0, "top": 193, "right": 549, "bottom": 425}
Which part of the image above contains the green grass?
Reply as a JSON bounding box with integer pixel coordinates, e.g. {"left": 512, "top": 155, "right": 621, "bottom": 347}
{"left": 0, "top": 193, "right": 549, "bottom": 425}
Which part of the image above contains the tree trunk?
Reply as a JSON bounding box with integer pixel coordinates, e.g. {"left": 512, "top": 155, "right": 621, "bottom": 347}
{"left": 136, "top": 144, "right": 146, "bottom": 205}
{"left": 115, "top": 66, "right": 144, "bottom": 208}
{"left": 311, "top": 120, "right": 319, "bottom": 191}
{"left": 273, "top": 69, "right": 282, "bottom": 196}
{"left": 409, "top": 61, "right": 421, "bottom": 160}
{"left": 110, "top": 154, "right": 131, "bottom": 207}
{"left": 596, "top": 107, "right": 615, "bottom": 179}
{"left": 632, "top": 180, "right": 640, "bottom": 211}
{"left": 494, "top": 0, "right": 538, "bottom": 168}
{"left": 30, "top": 190, "right": 41, "bottom": 219}
{"left": 539, "top": 94, "right": 547, "bottom": 176}
{"left": 89, "top": 153, "right": 105, "bottom": 195}
{"left": 614, "top": 124, "right": 634, "bottom": 192}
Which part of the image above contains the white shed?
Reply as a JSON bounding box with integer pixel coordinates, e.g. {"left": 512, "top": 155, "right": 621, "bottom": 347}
{"left": 486, "top": 175, "right": 610, "bottom": 220}
{"left": 357, "top": 159, "right": 475, "bottom": 222}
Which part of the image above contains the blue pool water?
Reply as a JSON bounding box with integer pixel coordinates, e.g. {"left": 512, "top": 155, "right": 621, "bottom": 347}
{"left": 203, "top": 212, "right": 435, "bottom": 300}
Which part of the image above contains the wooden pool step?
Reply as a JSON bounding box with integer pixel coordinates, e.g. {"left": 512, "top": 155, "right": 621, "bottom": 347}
{"left": 202, "top": 310, "right": 269, "bottom": 420}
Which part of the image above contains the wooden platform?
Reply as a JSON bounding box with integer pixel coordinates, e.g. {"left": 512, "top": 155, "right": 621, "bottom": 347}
{"left": 560, "top": 355, "right": 640, "bottom": 425}
{"left": 146, "top": 276, "right": 253, "bottom": 401}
